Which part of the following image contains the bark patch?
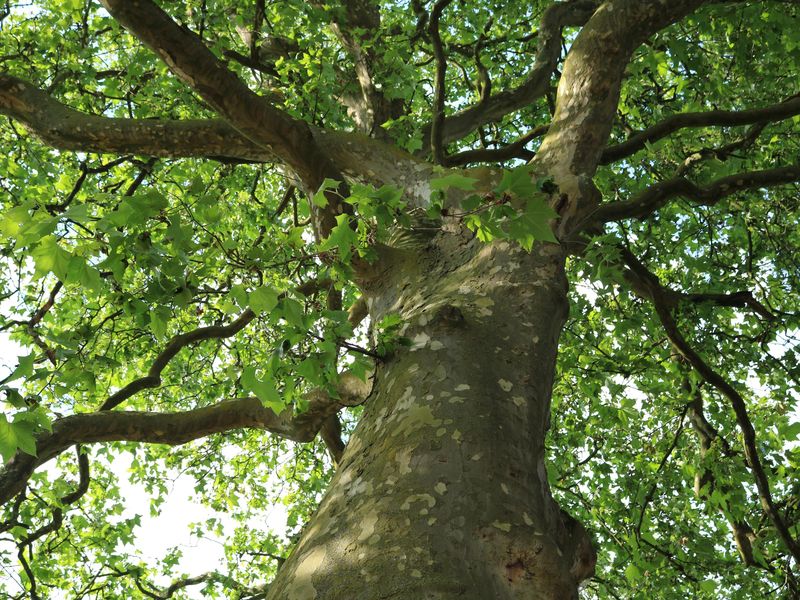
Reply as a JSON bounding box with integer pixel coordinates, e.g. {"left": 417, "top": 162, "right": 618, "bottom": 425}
{"left": 505, "top": 558, "right": 527, "bottom": 583}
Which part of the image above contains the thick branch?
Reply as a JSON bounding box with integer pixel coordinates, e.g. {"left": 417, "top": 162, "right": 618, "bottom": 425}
{"left": 594, "top": 164, "right": 800, "bottom": 222}
{"left": 428, "top": 0, "right": 454, "bottom": 165}
{"left": 427, "top": 0, "right": 599, "bottom": 146}
{"left": 99, "top": 0, "right": 350, "bottom": 237}
{"left": 601, "top": 93, "right": 800, "bottom": 164}
{"left": 134, "top": 570, "right": 262, "bottom": 599}
{"left": 99, "top": 1, "right": 323, "bottom": 183}
{"left": 0, "top": 373, "right": 371, "bottom": 508}
{"left": 621, "top": 248, "right": 800, "bottom": 563}
{"left": 686, "top": 387, "right": 756, "bottom": 566}
{"left": 536, "top": 0, "right": 705, "bottom": 177}
{"left": 0, "top": 74, "right": 432, "bottom": 206}
{"left": 0, "top": 74, "right": 269, "bottom": 162}
{"left": 534, "top": 0, "right": 706, "bottom": 237}
{"left": 319, "top": 0, "right": 399, "bottom": 136}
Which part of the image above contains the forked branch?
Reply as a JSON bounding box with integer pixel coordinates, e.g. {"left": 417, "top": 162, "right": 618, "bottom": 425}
{"left": 99, "top": 0, "right": 349, "bottom": 236}
{"left": 601, "top": 93, "right": 800, "bottom": 164}
{"left": 98, "top": 309, "right": 256, "bottom": 411}
{"left": 620, "top": 247, "right": 800, "bottom": 563}
{"left": 425, "top": 0, "right": 599, "bottom": 146}
{"left": 594, "top": 164, "right": 800, "bottom": 223}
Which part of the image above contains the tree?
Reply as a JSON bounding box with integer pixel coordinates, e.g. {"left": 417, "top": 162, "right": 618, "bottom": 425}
{"left": 0, "top": 0, "right": 798, "bottom": 597}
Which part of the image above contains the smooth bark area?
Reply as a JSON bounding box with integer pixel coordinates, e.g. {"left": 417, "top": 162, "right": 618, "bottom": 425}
{"left": 266, "top": 228, "right": 595, "bottom": 599}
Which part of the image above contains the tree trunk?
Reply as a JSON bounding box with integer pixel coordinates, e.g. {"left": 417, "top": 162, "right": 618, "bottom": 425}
{"left": 267, "top": 227, "right": 595, "bottom": 599}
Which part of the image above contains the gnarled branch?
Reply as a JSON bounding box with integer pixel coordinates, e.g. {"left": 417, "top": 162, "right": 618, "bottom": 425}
{"left": 425, "top": 0, "right": 599, "bottom": 147}
{"left": 99, "top": 309, "right": 256, "bottom": 411}
{"left": 601, "top": 93, "right": 800, "bottom": 164}
{"left": 0, "top": 74, "right": 432, "bottom": 208}
{"left": 620, "top": 247, "right": 800, "bottom": 564}
{"left": 594, "top": 164, "right": 800, "bottom": 223}
{"left": 534, "top": 0, "right": 706, "bottom": 237}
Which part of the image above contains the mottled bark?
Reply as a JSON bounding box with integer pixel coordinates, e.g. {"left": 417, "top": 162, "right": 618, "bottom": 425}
{"left": 266, "top": 229, "right": 595, "bottom": 599}
{"left": 534, "top": 0, "right": 706, "bottom": 237}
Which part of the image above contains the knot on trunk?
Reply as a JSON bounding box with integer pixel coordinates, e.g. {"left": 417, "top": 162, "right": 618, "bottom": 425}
{"left": 559, "top": 509, "right": 597, "bottom": 583}
{"left": 430, "top": 303, "right": 465, "bottom": 327}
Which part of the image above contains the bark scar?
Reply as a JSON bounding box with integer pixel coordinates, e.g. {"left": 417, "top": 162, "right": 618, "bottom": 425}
{"left": 505, "top": 558, "right": 526, "bottom": 582}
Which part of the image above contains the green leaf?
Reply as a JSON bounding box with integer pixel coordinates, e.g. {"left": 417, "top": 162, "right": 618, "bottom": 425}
{"left": 295, "top": 357, "right": 322, "bottom": 385}
{"left": 149, "top": 308, "right": 170, "bottom": 340}
{"left": 12, "top": 420, "right": 37, "bottom": 457}
{"left": 319, "top": 214, "right": 358, "bottom": 260}
{"left": 31, "top": 236, "right": 72, "bottom": 280}
{"left": 519, "top": 198, "right": 558, "bottom": 243}
{"left": 312, "top": 178, "right": 340, "bottom": 208}
{"left": 430, "top": 173, "right": 479, "bottom": 192}
{"left": 370, "top": 185, "right": 404, "bottom": 205}
{"left": 0, "top": 415, "right": 17, "bottom": 462}
{"left": 6, "top": 353, "right": 35, "bottom": 383}
{"left": 460, "top": 194, "right": 483, "bottom": 212}
{"left": 249, "top": 285, "right": 280, "bottom": 314}
{"left": 495, "top": 166, "right": 536, "bottom": 198}
{"left": 624, "top": 563, "right": 642, "bottom": 583}
{"left": 699, "top": 580, "right": 717, "bottom": 593}
{"left": 279, "top": 298, "right": 306, "bottom": 328}
{"left": 0, "top": 414, "right": 37, "bottom": 461}
{"left": 241, "top": 366, "right": 283, "bottom": 413}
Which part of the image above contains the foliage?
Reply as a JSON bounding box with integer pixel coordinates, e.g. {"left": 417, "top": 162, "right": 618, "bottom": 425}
{"left": 0, "top": 0, "right": 798, "bottom": 598}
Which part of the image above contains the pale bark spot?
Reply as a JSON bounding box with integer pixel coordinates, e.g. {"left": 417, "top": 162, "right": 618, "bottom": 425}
{"left": 498, "top": 379, "right": 514, "bottom": 392}
{"left": 401, "top": 493, "right": 436, "bottom": 510}
{"left": 434, "top": 482, "right": 447, "bottom": 495}
{"left": 394, "top": 405, "right": 442, "bottom": 436}
{"left": 358, "top": 511, "right": 379, "bottom": 542}
{"left": 287, "top": 546, "right": 326, "bottom": 600}
{"left": 471, "top": 452, "right": 483, "bottom": 461}
{"left": 451, "top": 429, "right": 462, "bottom": 441}
{"left": 492, "top": 521, "right": 512, "bottom": 532}
{"left": 512, "top": 396, "right": 527, "bottom": 407}
{"left": 523, "top": 512, "right": 534, "bottom": 526}
{"left": 410, "top": 332, "right": 430, "bottom": 350}
{"left": 410, "top": 569, "right": 422, "bottom": 578}
{"left": 347, "top": 476, "right": 374, "bottom": 498}
{"left": 501, "top": 483, "right": 510, "bottom": 495}
{"left": 395, "top": 448, "right": 413, "bottom": 475}
{"left": 455, "top": 383, "right": 470, "bottom": 391}
{"left": 429, "top": 340, "right": 444, "bottom": 351}
{"left": 359, "top": 568, "right": 378, "bottom": 583}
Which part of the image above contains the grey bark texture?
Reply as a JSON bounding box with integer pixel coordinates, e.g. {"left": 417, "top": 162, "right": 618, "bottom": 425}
{"left": 266, "top": 228, "right": 595, "bottom": 599}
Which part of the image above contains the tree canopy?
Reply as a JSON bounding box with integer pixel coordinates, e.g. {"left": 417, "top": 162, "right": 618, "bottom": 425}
{"left": 0, "top": 0, "right": 799, "bottom": 598}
